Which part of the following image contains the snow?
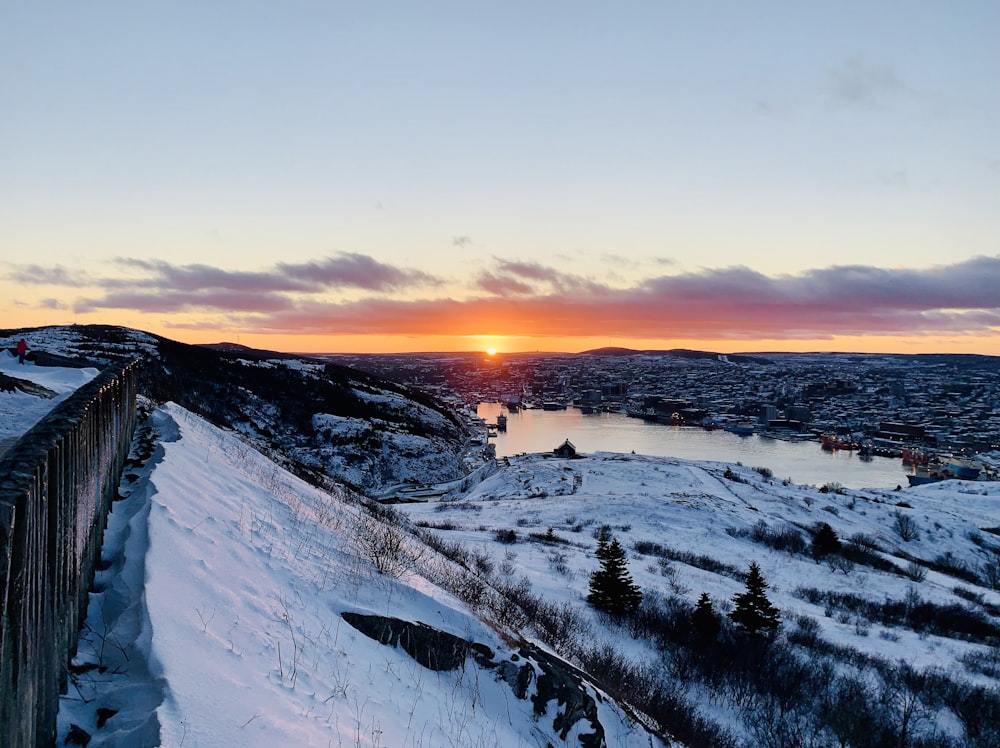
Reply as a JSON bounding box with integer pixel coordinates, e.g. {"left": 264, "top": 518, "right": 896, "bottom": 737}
{"left": 0, "top": 350, "right": 99, "bottom": 443}
{"left": 311, "top": 410, "right": 468, "bottom": 492}
{"left": 400, "top": 452, "right": 1000, "bottom": 718}
{"left": 0, "top": 325, "right": 159, "bottom": 365}
{"left": 349, "top": 386, "right": 456, "bottom": 434}
{"left": 59, "top": 403, "right": 660, "bottom": 747}
{"left": 41, "top": 369, "right": 1000, "bottom": 745}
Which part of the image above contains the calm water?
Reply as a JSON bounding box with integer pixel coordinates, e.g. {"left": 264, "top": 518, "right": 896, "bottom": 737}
{"left": 478, "top": 403, "right": 913, "bottom": 490}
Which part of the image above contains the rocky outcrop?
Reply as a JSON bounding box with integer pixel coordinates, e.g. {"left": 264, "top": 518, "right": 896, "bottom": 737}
{"left": 341, "top": 613, "right": 606, "bottom": 748}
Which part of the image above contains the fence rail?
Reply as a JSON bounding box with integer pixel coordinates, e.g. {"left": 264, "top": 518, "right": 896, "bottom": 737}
{"left": 0, "top": 359, "right": 139, "bottom": 748}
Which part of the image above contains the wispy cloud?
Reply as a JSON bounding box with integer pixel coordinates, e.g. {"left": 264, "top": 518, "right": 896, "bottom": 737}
{"left": 827, "top": 57, "right": 906, "bottom": 107}
{"left": 7, "top": 264, "right": 94, "bottom": 287}
{"left": 277, "top": 254, "right": 440, "bottom": 292}
{"left": 9, "top": 254, "right": 1000, "bottom": 344}
{"left": 475, "top": 259, "right": 607, "bottom": 297}
{"left": 74, "top": 289, "right": 296, "bottom": 315}
{"left": 7, "top": 253, "right": 441, "bottom": 315}
{"left": 243, "top": 256, "right": 1000, "bottom": 340}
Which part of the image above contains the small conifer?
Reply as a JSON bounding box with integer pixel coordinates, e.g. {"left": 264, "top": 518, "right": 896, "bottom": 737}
{"left": 587, "top": 537, "right": 642, "bottom": 616}
{"left": 729, "top": 561, "right": 780, "bottom": 637}
{"left": 691, "top": 592, "right": 720, "bottom": 643}
{"left": 812, "top": 522, "right": 841, "bottom": 560}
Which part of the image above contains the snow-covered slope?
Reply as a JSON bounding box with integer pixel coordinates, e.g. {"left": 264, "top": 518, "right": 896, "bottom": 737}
{"left": 399, "top": 451, "right": 1000, "bottom": 745}
{"left": 60, "top": 405, "right": 1000, "bottom": 746}
{"left": 59, "top": 404, "right": 661, "bottom": 747}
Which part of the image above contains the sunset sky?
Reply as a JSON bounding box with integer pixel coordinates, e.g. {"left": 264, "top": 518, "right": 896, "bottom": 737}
{"left": 2, "top": 2, "right": 999, "bottom": 354}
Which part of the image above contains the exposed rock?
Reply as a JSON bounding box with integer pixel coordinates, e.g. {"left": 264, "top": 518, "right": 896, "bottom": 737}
{"left": 341, "top": 613, "right": 606, "bottom": 747}
{"left": 64, "top": 724, "right": 91, "bottom": 746}
{"left": 340, "top": 612, "right": 493, "bottom": 671}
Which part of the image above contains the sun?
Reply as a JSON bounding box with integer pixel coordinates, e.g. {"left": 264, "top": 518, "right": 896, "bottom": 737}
{"left": 486, "top": 347, "right": 497, "bottom": 356}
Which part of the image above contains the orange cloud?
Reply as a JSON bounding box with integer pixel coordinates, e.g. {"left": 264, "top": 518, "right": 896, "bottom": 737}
{"left": 6, "top": 254, "right": 1000, "bottom": 353}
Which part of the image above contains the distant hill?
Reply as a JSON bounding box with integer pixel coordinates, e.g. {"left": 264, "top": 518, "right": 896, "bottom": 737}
{"left": 578, "top": 346, "right": 774, "bottom": 365}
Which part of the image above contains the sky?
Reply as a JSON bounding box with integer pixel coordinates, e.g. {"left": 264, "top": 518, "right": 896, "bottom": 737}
{"left": 2, "top": 1, "right": 999, "bottom": 354}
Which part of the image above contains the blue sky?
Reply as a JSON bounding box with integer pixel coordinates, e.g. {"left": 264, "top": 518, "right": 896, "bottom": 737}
{"left": 2, "top": 2, "right": 999, "bottom": 352}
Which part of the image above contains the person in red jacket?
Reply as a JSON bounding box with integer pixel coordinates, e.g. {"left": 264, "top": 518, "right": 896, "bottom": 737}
{"left": 16, "top": 337, "right": 27, "bottom": 364}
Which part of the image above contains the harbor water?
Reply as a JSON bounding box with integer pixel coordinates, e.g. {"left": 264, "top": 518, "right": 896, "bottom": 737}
{"left": 478, "top": 403, "right": 914, "bottom": 490}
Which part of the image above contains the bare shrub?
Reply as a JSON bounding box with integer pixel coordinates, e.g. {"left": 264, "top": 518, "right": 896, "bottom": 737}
{"left": 353, "top": 509, "right": 423, "bottom": 577}
{"left": 528, "top": 528, "right": 571, "bottom": 545}
{"left": 547, "top": 550, "right": 570, "bottom": 576}
{"left": 494, "top": 528, "right": 518, "bottom": 544}
{"left": 827, "top": 555, "right": 855, "bottom": 575}
{"left": 849, "top": 532, "right": 882, "bottom": 552}
{"left": 747, "top": 520, "right": 806, "bottom": 555}
{"left": 893, "top": 510, "right": 921, "bottom": 542}
{"left": 633, "top": 539, "right": 745, "bottom": 580}
{"left": 471, "top": 549, "right": 494, "bottom": 576}
{"left": 982, "top": 560, "right": 1000, "bottom": 590}
{"left": 904, "top": 562, "right": 928, "bottom": 582}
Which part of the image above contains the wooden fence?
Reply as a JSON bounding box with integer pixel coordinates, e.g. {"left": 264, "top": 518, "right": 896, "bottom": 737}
{"left": 0, "top": 359, "right": 139, "bottom": 747}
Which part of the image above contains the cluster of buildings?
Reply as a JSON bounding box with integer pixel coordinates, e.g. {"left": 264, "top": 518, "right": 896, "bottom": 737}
{"left": 324, "top": 349, "right": 1000, "bottom": 457}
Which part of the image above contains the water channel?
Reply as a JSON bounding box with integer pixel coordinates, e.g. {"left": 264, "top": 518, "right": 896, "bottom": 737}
{"left": 477, "top": 403, "right": 914, "bottom": 490}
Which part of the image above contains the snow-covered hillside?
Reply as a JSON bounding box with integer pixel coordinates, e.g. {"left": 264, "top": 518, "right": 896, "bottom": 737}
{"left": 399, "top": 451, "right": 1000, "bottom": 745}
{"left": 1, "top": 325, "right": 478, "bottom": 492}
{"left": 58, "top": 404, "right": 1000, "bottom": 746}
{"left": 58, "top": 403, "right": 660, "bottom": 747}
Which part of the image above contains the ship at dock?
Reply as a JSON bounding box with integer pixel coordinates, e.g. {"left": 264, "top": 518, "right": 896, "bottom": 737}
{"left": 906, "top": 456, "right": 984, "bottom": 486}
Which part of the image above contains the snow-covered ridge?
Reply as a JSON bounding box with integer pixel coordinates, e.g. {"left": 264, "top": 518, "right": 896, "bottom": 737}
{"left": 3, "top": 324, "right": 476, "bottom": 494}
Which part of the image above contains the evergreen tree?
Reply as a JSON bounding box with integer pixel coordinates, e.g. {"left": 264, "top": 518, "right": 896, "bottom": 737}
{"left": 729, "top": 561, "right": 780, "bottom": 637}
{"left": 811, "top": 521, "right": 841, "bottom": 560}
{"left": 691, "top": 592, "right": 720, "bottom": 644}
{"left": 587, "top": 537, "right": 642, "bottom": 616}
{"left": 594, "top": 526, "right": 613, "bottom": 559}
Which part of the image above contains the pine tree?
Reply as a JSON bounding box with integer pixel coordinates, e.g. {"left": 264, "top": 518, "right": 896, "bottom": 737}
{"left": 811, "top": 521, "right": 841, "bottom": 560}
{"left": 587, "top": 538, "right": 642, "bottom": 616}
{"left": 729, "top": 561, "right": 780, "bottom": 637}
{"left": 691, "top": 592, "right": 720, "bottom": 644}
{"left": 594, "top": 526, "right": 613, "bottom": 559}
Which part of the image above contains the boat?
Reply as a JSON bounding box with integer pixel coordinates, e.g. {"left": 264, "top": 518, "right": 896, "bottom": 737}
{"left": 908, "top": 458, "right": 947, "bottom": 485}
{"left": 943, "top": 457, "right": 982, "bottom": 480}
{"left": 496, "top": 414, "right": 507, "bottom": 431}
{"left": 907, "top": 461, "right": 948, "bottom": 486}
{"left": 901, "top": 447, "right": 929, "bottom": 466}
{"left": 821, "top": 433, "right": 857, "bottom": 450}
{"left": 724, "top": 423, "right": 755, "bottom": 437}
